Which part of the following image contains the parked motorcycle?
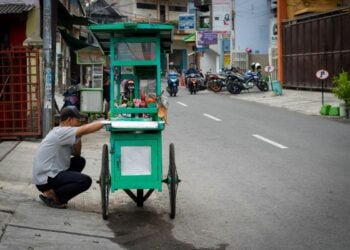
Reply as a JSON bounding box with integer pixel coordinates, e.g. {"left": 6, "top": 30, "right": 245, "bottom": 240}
{"left": 166, "top": 71, "right": 179, "bottom": 97}
{"left": 205, "top": 71, "right": 226, "bottom": 92}
{"left": 197, "top": 71, "right": 207, "bottom": 90}
{"left": 226, "top": 64, "right": 269, "bottom": 94}
{"left": 62, "top": 80, "right": 80, "bottom": 110}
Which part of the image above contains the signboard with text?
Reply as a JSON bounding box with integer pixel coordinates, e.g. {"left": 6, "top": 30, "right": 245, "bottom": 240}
{"left": 77, "top": 47, "right": 106, "bottom": 65}
{"left": 178, "top": 14, "right": 195, "bottom": 30}
{"left": 269, "top": 18, "right": 277, "bottom": 47}
{"left": 223, "top": 53, "right": 231, "bottom": 67}
{"left": 196, "top": 31, "right": 218, "bottom": 47}
{"left": 212, "top": 0, "right": 232, "bottom": 32}
{"left": 264, "top": 65, "right": 275, "bottom": 73}
{"left": 316, "top": 69, "right": 329, "bottom": 80}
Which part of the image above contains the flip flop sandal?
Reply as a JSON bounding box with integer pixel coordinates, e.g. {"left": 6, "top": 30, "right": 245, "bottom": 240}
{"left": 39, "top": 194, "right": 67, "bottom": 209}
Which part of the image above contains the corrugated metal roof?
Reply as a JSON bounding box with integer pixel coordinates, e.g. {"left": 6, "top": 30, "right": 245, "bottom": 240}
{"left": 0, "top": 3, "right": 34, "bottom": 14}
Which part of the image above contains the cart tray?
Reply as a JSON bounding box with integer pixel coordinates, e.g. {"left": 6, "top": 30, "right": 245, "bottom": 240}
{"left": 112, "top": 120, "right": 162, "bottom": 129}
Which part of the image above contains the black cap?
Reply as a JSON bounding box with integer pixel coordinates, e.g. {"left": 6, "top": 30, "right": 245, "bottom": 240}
{"left": 60, "top": 106, "right": 81, "bottom": 121}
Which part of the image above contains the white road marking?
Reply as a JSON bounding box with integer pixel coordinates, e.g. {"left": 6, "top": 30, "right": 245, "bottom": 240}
{"left": 252, "top": 134, "right": 288, "bottom": 149}
{"left": 177, "top": 102, "right": 188, "bottom": 107}
{"left": 203, "top": 113, "right": 222, "bottom": 122}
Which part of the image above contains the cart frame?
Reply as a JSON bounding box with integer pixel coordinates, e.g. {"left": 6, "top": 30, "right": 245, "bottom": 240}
{"left": 89, "top": 22, "right": 179, "bottom": 220}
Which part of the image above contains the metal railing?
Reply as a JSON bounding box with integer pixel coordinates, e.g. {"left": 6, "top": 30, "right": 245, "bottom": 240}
{"left": 0, "top": 47, "right": 41, "bottom": 139}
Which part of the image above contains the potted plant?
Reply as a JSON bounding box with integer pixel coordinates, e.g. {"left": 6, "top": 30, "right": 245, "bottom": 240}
{"left": 332, "top": 70, "right": 350, "bottom": 118}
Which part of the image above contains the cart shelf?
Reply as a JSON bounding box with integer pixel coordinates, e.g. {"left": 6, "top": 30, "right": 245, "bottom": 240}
{"left": 107, "top": 120, "right": 164, "bottom": 131}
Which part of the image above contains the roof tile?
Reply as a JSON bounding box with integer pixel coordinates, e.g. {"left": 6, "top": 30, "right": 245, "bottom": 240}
{"left": 0, "top": 3, "right": 34, "bottom": 14}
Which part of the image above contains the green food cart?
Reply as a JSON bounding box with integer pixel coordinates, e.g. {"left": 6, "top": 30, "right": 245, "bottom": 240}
{"left": 89, "top": 23, "right": 180, "bottom": 220}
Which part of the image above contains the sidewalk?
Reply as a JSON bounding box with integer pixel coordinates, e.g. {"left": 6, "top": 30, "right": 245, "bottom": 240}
{"left": 0, "top": 87, "right": 124, "bottom": 248}
{"left": 220, "top": 88, "right": 342, "bottom": 116}
{"left": 0, "top": 129, "right": 125, "bottom": 249}
{"left": 0, "top": 88, "right": 347, "bottom": 248}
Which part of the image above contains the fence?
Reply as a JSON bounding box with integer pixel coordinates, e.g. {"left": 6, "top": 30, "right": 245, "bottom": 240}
{"left": 231, "top": 51, "right": 248, "bottom": 72}
{"left": 282, "top": 8, "right": 350, "bottom": 90}
{"left": 0, "top": 47, "right": 41, "bottom": 139}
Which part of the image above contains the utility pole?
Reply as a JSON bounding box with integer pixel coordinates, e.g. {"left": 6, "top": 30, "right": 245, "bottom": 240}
{"left": 42, "top": 0, "right": 54, "bottom": 137}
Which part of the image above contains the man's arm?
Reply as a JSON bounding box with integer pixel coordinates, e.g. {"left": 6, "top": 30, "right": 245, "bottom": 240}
{"left": 76, "top": 121, "right": 106, "bottom": 137}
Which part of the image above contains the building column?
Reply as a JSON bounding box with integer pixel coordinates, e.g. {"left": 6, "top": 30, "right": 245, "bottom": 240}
{"left": 277, "top": 0, "right": 287, "bottom": 84}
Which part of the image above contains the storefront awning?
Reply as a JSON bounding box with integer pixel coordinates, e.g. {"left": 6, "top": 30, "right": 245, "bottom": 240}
{"left": 182, "top": 33, "right": 195, "bottom": 43}
{"left": 89, "top": 22, "right": 173, "bottom": 54}
{"left": 76, "top": 46, "right": 106, "bottom": 65}
{"left": 0, "top": 3, "right": 34, "bottom": 14}
{"left": 59, "top": 28, "right": 90, "bottom": 51}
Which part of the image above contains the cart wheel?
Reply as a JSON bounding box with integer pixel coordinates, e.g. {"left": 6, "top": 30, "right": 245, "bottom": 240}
{"left": 100, "top": 144, "right": 110, "bottom": 220}
{"left": 168, "top": 143, "right": 179, "bottom": 219}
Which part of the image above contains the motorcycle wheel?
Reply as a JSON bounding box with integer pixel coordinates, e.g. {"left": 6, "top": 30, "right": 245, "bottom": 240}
{"left": 227, "top": 79, "right": 242, "bottom": 94}
{"left": 189, "top": 84, "right": 193, "bottom": 94}
{"left": 166, "top": 86, "right": 171, "bottom": 96}
{"left": 257, "top": 80, "right": 269, "bottom": 92}
{"left": 208, "top": 80, "right": 222, "bottom": 92}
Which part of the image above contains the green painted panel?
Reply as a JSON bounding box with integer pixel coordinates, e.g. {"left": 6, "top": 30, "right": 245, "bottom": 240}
{"left": 89, "top": 22, "right": 173, "bottom": 32}
{"left": 109, "top": 132, "right": 163, "bottom": 191}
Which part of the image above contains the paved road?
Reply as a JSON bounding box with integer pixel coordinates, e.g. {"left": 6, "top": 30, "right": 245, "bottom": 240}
{"left": 0, "top": 86, "right": 349, "bottom": 249}
{"left": 162, "top": 87, "right": 350, "bottom": 249}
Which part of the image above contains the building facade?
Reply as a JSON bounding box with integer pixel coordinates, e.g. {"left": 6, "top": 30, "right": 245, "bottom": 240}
{"left": 277, "top": 0, "right": 350, "bottom": 89}
{"left": 0, "top": 0, "right": 90, "bottom": 138}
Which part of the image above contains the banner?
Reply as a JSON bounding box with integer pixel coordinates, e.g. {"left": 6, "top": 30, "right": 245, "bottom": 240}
{"left": 196, "top": 31, "right": 218, "bottom": 47}
{"left": 212, "top": 0, "right": 232, "bottom": 32}
{"left": 223, "top": 53, "right": 231, "bottom": 68}
{"left": 269, "top": 18, "right": 278, "bottom": 47}
{"left": 178, "top": 14, "right": 195, "bottom": 30}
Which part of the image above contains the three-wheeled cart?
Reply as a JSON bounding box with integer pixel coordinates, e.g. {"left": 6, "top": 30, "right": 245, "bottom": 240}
{"left": 89, "top": 23, "right": 180, "bottom": 219}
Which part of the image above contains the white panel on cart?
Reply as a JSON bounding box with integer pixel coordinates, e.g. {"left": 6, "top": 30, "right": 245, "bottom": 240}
{"left": 121, "top": 146, "right": 151, "bottom": 175}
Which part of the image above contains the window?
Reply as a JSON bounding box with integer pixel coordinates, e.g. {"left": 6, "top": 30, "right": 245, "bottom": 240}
{"left": 115, "top": 42, "right": 156, "bottom": 61}
{"left": 169, "top": 5, "right": 187, "bottom": 12}
{"left": 136, "top": 3, "right": 157, "bottom": 10}
{"left": 199, "top": 16, "right": 210, "bottom": 29}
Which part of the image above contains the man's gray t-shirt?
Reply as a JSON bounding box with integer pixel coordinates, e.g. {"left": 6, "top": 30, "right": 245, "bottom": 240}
{"left": 32, "top": 127, "right": 78, "bottom": 185}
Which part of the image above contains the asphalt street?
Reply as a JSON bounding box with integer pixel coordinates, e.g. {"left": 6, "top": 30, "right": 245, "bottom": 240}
{"left": 0, "top": 86, "right": 349, "bottom": 249}
{"left": 162, "top": 87, "right": 350, "bottom": 249}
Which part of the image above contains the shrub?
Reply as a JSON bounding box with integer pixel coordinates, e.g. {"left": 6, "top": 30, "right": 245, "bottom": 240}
{"left": 332, "top": 70, "right": 350, "bottom": 106}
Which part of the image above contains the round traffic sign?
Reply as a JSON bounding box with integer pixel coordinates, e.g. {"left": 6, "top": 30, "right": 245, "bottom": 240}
{"left": 264, "top": 65, "right": 274, "bottom": 73}
{"left": 316, "top": 69, "right": 329, "bottom": 80}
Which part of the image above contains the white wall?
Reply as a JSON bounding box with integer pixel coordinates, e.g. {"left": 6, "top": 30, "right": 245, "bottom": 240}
{"left": 168, "top": 1, "right": 188, "bottom": 21}
{"left": 234, "top": 0, "right": 270, "bottom": 54}
{"left": 114, "top": 0, "right": 188, "bottom": 22}
{"left": 200, "top": 49, "right": 219, "bottom": 74}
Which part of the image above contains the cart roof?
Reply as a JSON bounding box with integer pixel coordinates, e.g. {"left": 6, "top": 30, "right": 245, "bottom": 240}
{"left": 88, "top": 22, "right": 173, "bottom": 54}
